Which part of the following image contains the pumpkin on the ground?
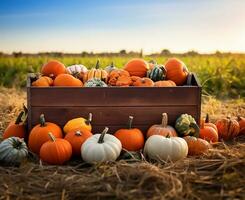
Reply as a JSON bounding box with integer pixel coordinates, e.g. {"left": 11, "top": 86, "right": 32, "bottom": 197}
{"left": 40, "top": 132, "right": 72, "bottom": 165}
{"left": 215, "top": 117, "right": 240, "bottom": 140}
{"left": 237, "top": 116, "right": 245, "bottom": 135}
{"left": 147, "top": 64, "right": 166, "bottom": 82}
{"left": 114, "top": 116, "right": 144, "bottom": 151}
{"left": 124, "top": 58, "right": 149, "bottom": 77}
{"left": 133, "top": 77, "right": 154, "bottom": 87}
{"left": 144, "top": 135, "right": 188, "bottom": 161}
{"left": 3, "top": 111, "right": 26, "bottom": 139}
{"left": 204, "top": 114, "right": 218, "bottom": 132}
{"left": 28, "top": 114, "right": 63, "bottom": 154}
{"left": 165, "top": 58, "right": 189, "bottom": 85}
{"left": 108, "top": 69, "right": 130, "bottom": 86}
{"left": 184, "top": 136, "right": 211, "bottom": 155}
{"left": 64, "top": 129, "right": 93, "bottom": 156}
{"left": 199, "top": 119, "right": 218, "bottom": 143}
{"left": 41, "top": 60, "right": 67, "bottom": 78}
{"left": 0, "top": 137, "right": 28, "bottom": 165}
{"left": 84, "top": 78, "right": 107, "bottom": 87}
{"left": 83, "top": 60, "right": 108, "bottom": 83}
{"left": 63, "top": 113, "right": 92, "bottom": 134}
{"left": 175, "top": 114, "right": 199, "bottom": 137}
{"left": 146, "top": 113, "right": 177, "bottom": 138}
{"left": 54, "top": 74, "right": 83, "bottom": 87}
{"left": 81, "top": 127, "right": 122, "bottom": 163}
{"left": 32, "top": 76, "right": 53, "bottom": 87}
{"left": 154, "top": 80, "right": 176, "bottom": 87}
{"left": 66, "top": 64, "right": 88, "bottom": 79}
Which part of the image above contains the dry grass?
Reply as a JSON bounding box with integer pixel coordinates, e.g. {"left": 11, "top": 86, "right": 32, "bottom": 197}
{"left": 0, "top": 87, "right": 244, "bottom": 200}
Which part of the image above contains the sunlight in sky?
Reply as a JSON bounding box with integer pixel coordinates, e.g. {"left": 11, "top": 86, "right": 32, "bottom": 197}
{"left": 0, "top": 0, "right": 244, "bottom": 53}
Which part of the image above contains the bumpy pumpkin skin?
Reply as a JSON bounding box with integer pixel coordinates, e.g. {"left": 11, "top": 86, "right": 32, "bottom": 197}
{"left": 154, "top": 80, "right": 176, "bottom": 87}
{"left": 147, "top": 113, "right": 177, "bottom": 138}
{"left": 133, "top": 78, "right": 154, "bottom": 87}
{"left": 116, "top": 76, "right": 132, "bottom": 87}
{"left": 3, "top": 111, "right": 26, "bottom": 139}
{"left": 63, "top": 113, "right": 92, "bottom": 134}
{"left": 216, "top": 118, "right": 240, "bottom": 140}
{"left": 165, "top": 58, "right": 189, "bottom": 86}
{"left": 147, "top": 65, "right": 166, "bottom": 82}
{"left": 175, "top": 114, "right": 199, "bottom": 137}
{"left": 28, "top": 114, "right": 63, "bottom": 154}
{"left": 184, "top": 136, "right": 211, "bottom": 155}
{"left": 84, "top": 78, "right": 107, "bottom": 87}
{"left": 0, "top": 137, "right": 28, "bottom": 165}
{"left": 237, "top": 116, "right": 245, "bottom": 135}
{"left": 64, "top": 129, "right": 93, "bottom": 156}
{"left": 41, "top": 60, "right": 67, "bottom": 78}
{"left": 124, "top": 58, "right": 149, "bottom": 77}
{"left": 54, "top": 74, "right": 83, "bottom": 87}
{"left": 81, "top": 127, "right": 122, "bottom": 163}
{"left": 114, "top": 116, "right": 144, "bottom": 151}
{"left": 108, "top": 69, "right": 130, "bottom": 86}
{"left": 40, "top": 133, "right": 72, "bottom": 165}
{"left": 32, "top": 76, "right": 53, "bottom": 87}
{"left": 144, "top": 135, "right": 188, "bottom": 161}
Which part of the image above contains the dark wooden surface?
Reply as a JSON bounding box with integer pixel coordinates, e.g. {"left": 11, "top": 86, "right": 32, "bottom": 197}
{"left": 27, "top": 73, "right": 202, "bottom": 134}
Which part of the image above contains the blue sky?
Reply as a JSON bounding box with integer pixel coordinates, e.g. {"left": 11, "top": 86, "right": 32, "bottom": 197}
{"left": 0, "top": 0, "right": 245, "bottom": 53}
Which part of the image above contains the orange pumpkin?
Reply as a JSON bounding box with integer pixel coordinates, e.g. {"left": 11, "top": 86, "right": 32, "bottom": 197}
{"left": 108, "top": 69, "right": 130, "bottom": 86}
{"left": 116, "top": 76, "right": 132, "bottom": 87}
{"left": 124, "top": 58, "right": 149, "bottom": 77}
{"left": 199, "top": 120, "right": 218, "bottom": 143}
{"left": 54, "top": 74, "right": 83, "bottom": 87}
{"left": 215, "top": 117, "right": 240, "bottom": 140}
{"left": 165, "top": 58, "right": 189, "bottom": 85}
{"left": 32, "top": 76, "right": 53, "bottom": 87}
{"left": 237, "top": 116, "right": 245, "bottom": 135}
{"left": 3, "top": 111, "right": 26, "bottom": 139}
{"left": 130, "top": 76, "right": 141, "bottom": 85}
{"left": 184, "top": 136, "right": 211, "bottom": 155}
{"left": 133, "top": 78, "right": 154, "bottom": 87}
{"left": 64, "top": 128, "right": 93, "bottom": 156}
{"left": 114, "top": 116, "right": 144, "bottom": 151}
{"left": 28, "top": 114, "right": 63, "bottom": 154}
{"left": 40, "top": 132, "right": 72, "bottom": 165}
{"left": 147, "top": 113, "right": 177, "bottom": 138}
{"left": 154, "top": 80, "right": 176, "bottom": 87}
{"left": 204, "top": 114, "right": 218, "bottom": 132}
{"left": 41, "top": 60, "right": 67, "bottom": 78}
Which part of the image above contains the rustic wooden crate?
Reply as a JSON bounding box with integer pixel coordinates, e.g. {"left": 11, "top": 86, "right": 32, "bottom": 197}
{"left": 27, "top": 73, "right": 201, "bottom": 134}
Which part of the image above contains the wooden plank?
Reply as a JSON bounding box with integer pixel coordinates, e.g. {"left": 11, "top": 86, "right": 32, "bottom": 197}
{"left": 29, "top": 106, "right": 198, "bottom": 130}
{"left": 29, "top": 87, "right": 200, "bottom": 106}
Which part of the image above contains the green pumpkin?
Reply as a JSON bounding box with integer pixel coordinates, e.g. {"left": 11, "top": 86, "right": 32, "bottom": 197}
{"left": 0, "top": 137, "right": 28, "bottom": 166}
{"left": 175, "top": 114, "right": 199, "bottom": 137}
{"left": 147, "top": 65, "right": 166, "bottom": 81}
{"left": 84, "top": 78, "right": 107, "bottom": 87}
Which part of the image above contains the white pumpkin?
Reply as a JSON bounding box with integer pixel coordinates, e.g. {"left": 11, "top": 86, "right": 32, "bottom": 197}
{"left": 67, "top": 64, "right": 88, "bottom": 78}
{"left": 81, "top": 127, "right": 122, "bottom": 163}
{"left": 105, "top": 62, "right": 117, "bottom": 73}
{"left": 0, "top": 137, "right": 28, "bottom": 165}
{"left": 144, "top": 135, "right": 188, "bottom": 161}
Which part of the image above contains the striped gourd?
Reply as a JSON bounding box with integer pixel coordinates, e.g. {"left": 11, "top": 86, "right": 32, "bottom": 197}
{"left": 147, "top": 65, "right": 166, "bottom": 82}
{"left": 84, "top": 78, "right": 107, "bottom": 87}
{"left": 83, "top": 60, "right": 108, "bottom": 83}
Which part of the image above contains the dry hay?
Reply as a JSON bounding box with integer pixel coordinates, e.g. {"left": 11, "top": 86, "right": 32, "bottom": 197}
{"left": 0, "top": 88, "right": 244, "bottom": 200}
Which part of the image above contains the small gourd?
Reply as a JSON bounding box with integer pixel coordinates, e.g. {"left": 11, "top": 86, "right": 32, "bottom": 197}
{"left": 175, "top": 114, "right": 199, "bottom": 137}
{"left": 84, "top": 78, "right": 107, "bottom": 87}
{"left": 66, "top": 64, "right": 88, "bottom": 79}
{"left": 105, "top": 62, "right": 117, "bottom": 73}
{"left": 147, "top": 64, "right": 166, "bottom": 82}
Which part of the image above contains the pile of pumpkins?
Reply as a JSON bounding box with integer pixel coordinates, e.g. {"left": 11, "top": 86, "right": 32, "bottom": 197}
{"left": 0, "top": 110, "right": 244, "bottom": 166}
{"left": 31, "top": 58, "right": 190, "bottom": 87}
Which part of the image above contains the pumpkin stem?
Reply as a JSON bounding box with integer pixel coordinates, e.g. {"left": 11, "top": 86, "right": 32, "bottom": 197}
{"left": 40, "top": 114, "right": 46, "bottom": 127}
{"left": 190, "top": 123, "right": 200, "bottom": 138}
{"left": 13, "top": 138, "right": 24, "bottom": 149}
{"left": 237, "top": 116, "right": 241, "bottom": 121}
{"left": 98, "top": 127, "right": 109, "bottom": 143}
{"left": 15, "top": 111, "right": 24, "bottom": 124}
{"left": 85, "top": 113, "right": 92, "bottom": 125}
{"left": 205, "top": 114, "right": 209, "bottom": 123}
{"left": 128, "top": 116, "right": 134, "bottom": 129}
{"left": 75, "top": 130, "right": 82, "bottom": 136}
{"left": 111, "top": 62, "right": 114, "bottom": 67}
{"left": 95, "top": 60, "right": 100, "bottom": 69}
{"left": 48, "top": 132, "right": 56, "bottom": 142}
{"left": 161, "top": 113, "right": 168, "bottom": 127}
{"left": 166, "top": 134, "right": 170, "bottom": 138}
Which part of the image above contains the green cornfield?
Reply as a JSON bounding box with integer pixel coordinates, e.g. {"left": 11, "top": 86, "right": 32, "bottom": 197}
{"left": 0, "top": 54, "right": 244, "bottom": 98}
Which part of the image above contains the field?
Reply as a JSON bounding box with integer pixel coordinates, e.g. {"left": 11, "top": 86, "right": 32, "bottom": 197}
{"left": 0, "top": 54, "right": 244, "bottom": 199}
